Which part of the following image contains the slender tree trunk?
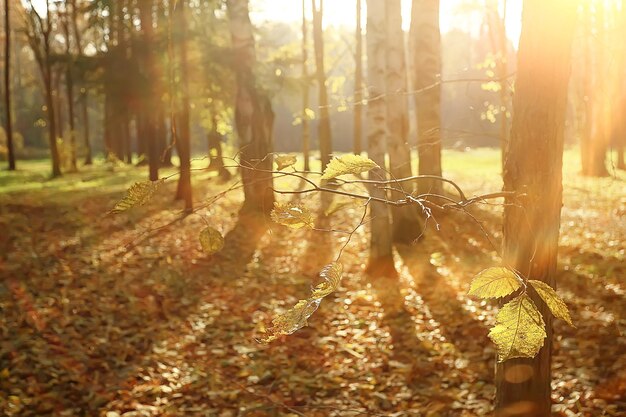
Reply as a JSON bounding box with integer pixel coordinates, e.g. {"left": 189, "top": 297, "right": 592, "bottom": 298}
{"left": 139, "top": 0, "right": 159, "bottom": 181}
{"left": 386, "top": 0, "right": 422, "bottom": 243}
{"left": 174, "top": 0, "right": 193, "bottom": 212}
{"left": 354, "top": 0, "right": 363, "bottom": 155}
{"left": 311, "top": 0, "right": 332, "bottom": 170}
{"left": 496, "top": 1, "right": 576, "bottom": 415}
{"left": 82, "top": 91, "right": 92, "bottom": 164}
{"left": 586, "top": 3, "right": 609, "bottom": 177}
{"left": 581, "top": 1, "right": 592, "bottom": 175}
{"left": 486, "top": 0, "right": 510, "bottom": 170}
{"left": 69, "top": 0, "right": 91, "bottom": 166}
{"left": 366, "top": 0, "right": 394, "bottom": 273}
{"left": 410, "top": 0, "right": 443, "bottom": 195}
{"left": 4, "top": 0, "right": 15, "bottom": 170}
{"left": 227, "top": 0, "right": 274, "bottom": 214}
{"left": 62, "top": 4, "right": 77, "bottom": 171}
{"left": 301, "top": 0, "right": 311, "bottom": 171}
{"left": 207, "top": 113, "right": 230, "bottom": 179}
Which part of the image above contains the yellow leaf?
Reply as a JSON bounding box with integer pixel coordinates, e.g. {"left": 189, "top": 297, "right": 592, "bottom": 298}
{"left": 270, "top": 202, "right": 314, "bottom": 229}
{"left": 320, "top": 154, "right": 379, "bottom": 180}
{"left": 109, "top": 179, "right": 164, "bottom": 214}
{"left": 257, "top": 262, "right": 343, "bottom": 344}
{"left": 489, "top": 294, "right": 546, "bottom": 362}
{"left": 256, "top": 299, "right": 321, "bottom": 343}
{"left": 199, "top": 227, "right": 224, "bottom": 255}
{"left": 310, "top": 262, "right": 343, "bottom": 299}
{"left": 468, "top": 267, "right": 522, "bottom": 299}
{"left": 275, "top": 154, "right": 297, "bottom": 171}
{"left": 529, "top": 280, "right": 574, "bottom": 327}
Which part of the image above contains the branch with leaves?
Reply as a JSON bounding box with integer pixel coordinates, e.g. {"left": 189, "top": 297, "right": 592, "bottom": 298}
{"left": 108, "top": 153, "right": 572, "bottom": 358}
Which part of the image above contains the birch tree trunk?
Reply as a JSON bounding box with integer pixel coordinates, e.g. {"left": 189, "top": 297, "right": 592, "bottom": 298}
{"left": 410, "top": 0, "right": 442, "bottom": 195}
{"left": 366, "top": 0, "right": 394, "bottom": 273}
{"left": 496, "top": 1, "right": 576, "bottom": 415}
{"left": 227, "top": 0, "right": 275, "bottom": 214}
{"left": 386, "top": 0, "right": 422, "bottom": 243}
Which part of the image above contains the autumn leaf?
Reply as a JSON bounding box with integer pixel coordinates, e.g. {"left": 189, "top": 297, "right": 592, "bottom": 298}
{"left": 468, "top": 267, "right": 522, "bottom": 299}
{"left": 489, "top": 294, "right": 546, "bottom": 362}
{"left": 199, "top": 227, "right": 225, "bottom": 255}
{"left": 529, "top": 280, "right": 574, "bottom": 327}
{"left": 310, "top": 262, "right": 343, "bottom": 299}
{"left": 275, "top": 154, "right": 297, "bottom": 171}
{"left": 257, "top": 262, "right": 343, "bottom": 344}
{"left": 320, "top": 154, "right": 379, "bottom": 180}
{"left": 109, "top": 179, "right": 164, "bottom": 214}
{"left": 256, "top": 299, "right": 321, "bottom": 343}
{"left": 270, "top": 202, "right": 314, "bottom": 229}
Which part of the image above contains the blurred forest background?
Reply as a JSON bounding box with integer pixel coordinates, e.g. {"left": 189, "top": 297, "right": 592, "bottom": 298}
{"left": 0, "top": 0, "right": 624, "bottom": 416}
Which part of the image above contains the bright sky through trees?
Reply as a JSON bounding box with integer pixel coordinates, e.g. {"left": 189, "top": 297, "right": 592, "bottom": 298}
{"left": 27, "top": 0, "right": 523, "bottom": 46}
{"left": 250, "top": 0, "right": 522, "bottom": 46}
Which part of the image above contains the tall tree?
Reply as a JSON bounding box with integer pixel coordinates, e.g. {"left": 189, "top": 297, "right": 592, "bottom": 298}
{"left": 4, "top": 0, "right": 15, "bottom": 170}
{"left": 301, "top": 0, "right": 311, "bottom": 171}
{"left": 353, "top": 0, "right": 363, "bottom": 155}
{"left": 496, "top": 0, "right": 576, "bottom": 415}
{"left": 485, "top": 0, "right": 510, "bottom": 170}
{"left": 24, "top": 0, "right": 61, "bottom": 177}
{"left": 311, "top": 0, "right": 332, "bottom": 170}
{"left": 410, "top": 0, "right": 442, "bottom": 195}
{"left": 385, "top": 0, "right": 422, "bottom": 243}
{"left": 174, "top": 0, "right": 193, "bottom": 212}
{"left": 69, "top": 0, "right": 92, "bottom": 165}
{"left": 366, "top": 0, "right": 394, "bottom": 272}
{"left": 227, "top": 0, "right": 274, "bottom": 214}
{"left": 583, "top": 1, "right": 610, "bottom": 177}
{"left": 138, "top": 0, "right": 160, "bottom": 181}
{"left": 60, "top": 1, "right": 77, "bottom": 171}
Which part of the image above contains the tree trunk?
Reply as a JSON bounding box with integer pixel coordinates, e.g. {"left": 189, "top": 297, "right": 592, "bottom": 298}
{"left": 207, "top": 114, "right": 230, "bottom": 180}
{"left": 585, "top": 3, "right": 609, "bottom": 177}
{"left": 301, "top": 0, "right": 311, "bottom": 171}
{"left": 386, "top": 0, "right": 423, "bottom": 243}
{"left": 366, "top": 0, "right": 394, "bottom": 273}
{"left": 62, "top": 3, "right": 77, "bottom": 171}
{"left": 496, "top": 1, "right": 576, "bottom": 416}
{"left": 82, "top": 91, "right": 92, "bottom": 165}
{"left": 311, "top": 0, "right": 332, "bottom": 170}
{"left": 227, "top": 0, "right": 274, "bottom": 214}
{"left": 354, "top": 0, "right": 363, "bottom": 155}
{"left": 4, "top": 0, "right": 15, "bottom": 170}
{"left": 139, "top": 0, "right": 160, "bottom": 181}
{"left": 580, "top": 1, "right": 592, "bottom": 175}
{"left": 410, "top": 0, "right": 443, "bottom": 195}
{"left": 174, "top": 0, "right": 193, "bottom": 212}
{"left": 69, "top": 0, "right": 91, "bottom": 166}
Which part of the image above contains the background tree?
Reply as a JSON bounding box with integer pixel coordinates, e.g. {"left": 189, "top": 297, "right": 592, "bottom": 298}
{"left": 301, "top": 0, "right": 310, "bottom": 171}
{"left": 366, "top": 0, "right": 394, "bottom": 273}
{"left": 496, "top": 0, "right": 576, "bottom": 414}
{"left": 228, "top": 0, "right": 274, "bottom": 214}
{"left": 353, "top": 0, "right": 363, "bottom": 155}
{"left": 174, "top": 0, "right": 193, "bottom": 212}
{"left": 23, "top": 0, "right": 61, "bottom": 177}
{"left": 411, "top": 0, "right": 443, "bottom": 195}
{"left": 385, "top": 0, "right": 422, "bottom": 243}
{"left": 138, "top": 0, "right": 160, "bottom": 181}
{"left": 311, "top": 0, "right": 331, "bottom": 170}
{"left": 4, "top": 0, "right": 15, "bottom": 170}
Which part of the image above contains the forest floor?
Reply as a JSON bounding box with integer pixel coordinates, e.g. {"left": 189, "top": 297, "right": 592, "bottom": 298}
{"left": 0, "top": 149, "right": 625, "bottom": 417}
